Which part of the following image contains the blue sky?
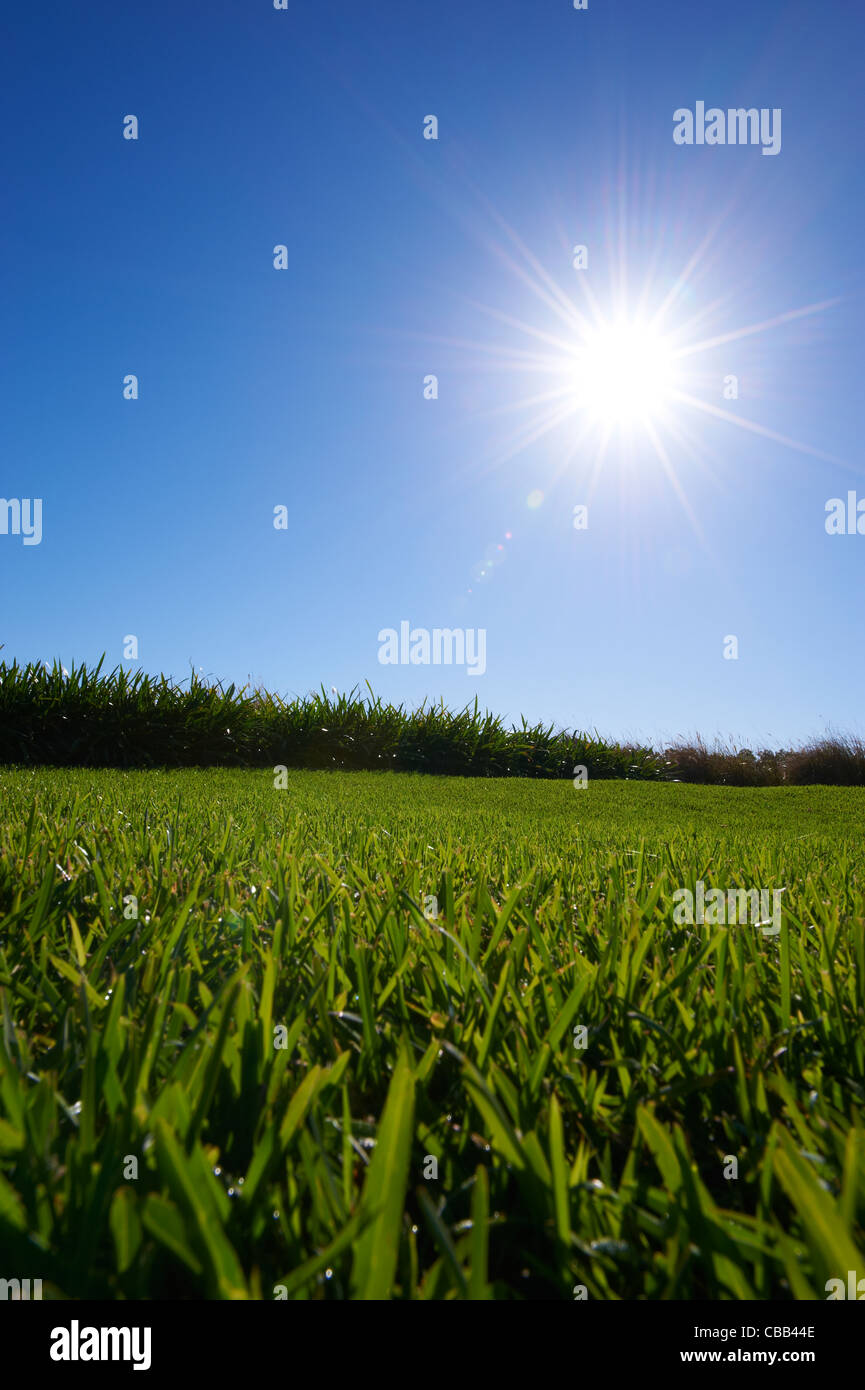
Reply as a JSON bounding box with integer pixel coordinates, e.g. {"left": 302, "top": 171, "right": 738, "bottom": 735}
{"left": 1, "top": 0, "right": 863, "bottom": 747}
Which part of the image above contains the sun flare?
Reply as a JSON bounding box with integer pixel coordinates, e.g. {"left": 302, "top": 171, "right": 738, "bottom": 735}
{"left": 415, "top": 185, "right": 841, "bottom": 533}
{"left": 570, "top": 318, "right": 677, "bottom": 431}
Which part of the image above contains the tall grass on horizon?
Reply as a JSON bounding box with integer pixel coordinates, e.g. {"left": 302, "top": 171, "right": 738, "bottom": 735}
{"left": 1, "top": 657, "right": 864, "bottom": 784}
{"left": 0, "top": 657, "right": 662, "bottom": 779}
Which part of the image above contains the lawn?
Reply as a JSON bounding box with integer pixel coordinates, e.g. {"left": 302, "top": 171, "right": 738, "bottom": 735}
{"left": 0, "top": 767, "right": 863, "bottom": 1299}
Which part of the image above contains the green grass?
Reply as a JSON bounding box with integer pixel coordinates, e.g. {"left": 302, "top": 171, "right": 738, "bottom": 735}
{"left": 1, "top": 767, "right": 863, "bottom": 1299}
{"left": 0, "top": 658, "right": 661, "bottom": 780}
{"left": 4, "top": 658, "right": 865, "bottom": 784}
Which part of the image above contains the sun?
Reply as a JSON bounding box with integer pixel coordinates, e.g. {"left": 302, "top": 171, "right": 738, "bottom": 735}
{"left": 409, "top": 184, "right": 841, "bottom": 521}
{"left": 570, "top": 317, "right": 677, "bottom": 432}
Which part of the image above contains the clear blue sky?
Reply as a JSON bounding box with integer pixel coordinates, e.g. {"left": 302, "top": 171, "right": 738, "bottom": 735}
{"left": 1, "top": 0, "right": 863, "bottom": 747}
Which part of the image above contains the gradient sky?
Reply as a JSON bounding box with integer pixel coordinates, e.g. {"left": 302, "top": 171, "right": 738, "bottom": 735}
{"left": 1, "top": 0, "right": 863, "bottom": 747}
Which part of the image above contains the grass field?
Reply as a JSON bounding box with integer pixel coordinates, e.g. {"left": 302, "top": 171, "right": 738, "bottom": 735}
{"left": 1, "top": 767, "right": 863, "bottom": 1299}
